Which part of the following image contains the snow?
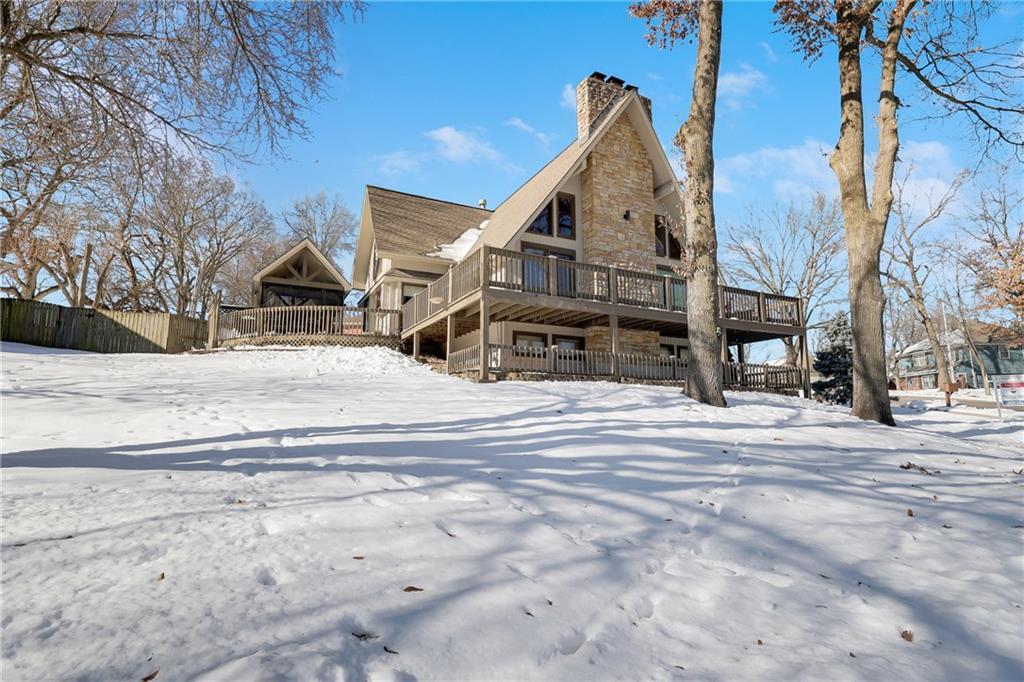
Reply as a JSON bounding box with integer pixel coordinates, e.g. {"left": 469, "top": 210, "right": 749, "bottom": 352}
{"left": 2, "top": 342, "right": 1023, "bottom": 681}
{"left": 429, "top": 220, "right": 487, "bottom": 262}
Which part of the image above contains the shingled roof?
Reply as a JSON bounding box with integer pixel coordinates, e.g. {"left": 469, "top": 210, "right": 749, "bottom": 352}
{"left": 364, "top": 186, "right": 492, "bottom": 257}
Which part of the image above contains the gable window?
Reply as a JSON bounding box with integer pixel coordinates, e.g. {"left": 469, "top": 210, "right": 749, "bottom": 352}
{"left": 557, "top": 194, "right": 576, "bottom": 239}
{"left": 655, "top": 215, "right": 682, "bottom": 260}
{"left": 527, "top": 194, "right": 576, "bottom": 240}
{"left": 527, "top": 203, "right": 553, "bottom": 236}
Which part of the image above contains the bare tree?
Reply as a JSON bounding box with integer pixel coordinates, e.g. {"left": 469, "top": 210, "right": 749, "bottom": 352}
{"left": 725, "top": 193, "right": 845, "bottom": 361}
{"left": 773, "top": 0, "right": 1023, "bottom": 425}
{"left": 280, "top": 192, "right": 357, "bottom": 265}
{"left": 1, "top": 0, "right": 362, "bottom": 270}
{"left": 882, "top": 164, "right": 968, "bottom": 392}
{"left": 632, "top": 0, "right": 726, "bottom": 407}
{"left": 958, "top": 164, "right": 1024, "bottom": 341}
{"left": 883, "top": 287, "right": 921, "bottom": 389}
{"left": 136, "top": 156, "right": 276, "bottom": 316}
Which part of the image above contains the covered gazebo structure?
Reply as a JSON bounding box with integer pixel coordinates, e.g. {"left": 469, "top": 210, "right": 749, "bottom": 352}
{"left": 252, "top": 239, "right": 351, "bottom": 307}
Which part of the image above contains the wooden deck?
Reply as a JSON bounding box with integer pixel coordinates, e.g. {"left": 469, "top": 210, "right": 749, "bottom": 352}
{"left": 215, "top": 306, "right": 401, "bottom": 348}
{"left": 447, "top": 343, "right": 807, "bottom": 393}
{"left": 401, "top": 246, "right": 805, "bottom": 343}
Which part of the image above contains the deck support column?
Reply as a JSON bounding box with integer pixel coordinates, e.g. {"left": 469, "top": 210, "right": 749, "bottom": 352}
{"left": 719, "top": 326, "right": 729, "bottom": 387}
{"left": 799, "top": 331, "right": 812, "bottom": 398}
{"left": 478, "top": 296, "right": 490, "bottom": 382}
{"left": 446, "top": 314, "right": 455, "bottom": 374}
{"left": 609, "top": 314, "right": 620, "bottom": 381}
{"left": 412, "top": 331, "right": 421, "bottom": 360}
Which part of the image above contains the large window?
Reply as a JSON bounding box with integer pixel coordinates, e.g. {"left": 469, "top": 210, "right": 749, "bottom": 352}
{"left": 522, "top": 243, "right": 576, "bottom": 295}
{"left": 513, "top": 332, "right": 547, "bottom": 349}
{"left": 655, "top": 215, "right": 682, "bottom": 260}
{"left": 527, "top": 194, "right": 576, "bottom": 240}
{"left": 401, "top": 283, "right": 426, "bottom": 305}
{"left": 513, "top": 331, "right": 584, "bottom": 351}
{"left": 553, "top": 335, "right": 583, "bottom": 351}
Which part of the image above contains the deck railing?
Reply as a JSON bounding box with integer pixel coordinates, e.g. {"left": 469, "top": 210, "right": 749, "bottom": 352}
{"left": 402, "top": 246, "right": 800, "bottom": 332}
{"left": 448, "top": 344, "right": 805, "bottom": 390}
{"left": 724, "top": 362, "right": 805, "bottom": 391}
{"left": 218, "top": 306, "right": 401, "bottom": 344}
{"left": 719, "top": 286, "right": 802, "bottom": 326}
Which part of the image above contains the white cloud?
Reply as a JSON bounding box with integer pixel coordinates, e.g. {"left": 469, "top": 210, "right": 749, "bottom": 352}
{"left": 718, "top": 64, "right": 768, "bottom": 109}
{"left": 425, "top": 126, "right": 500, "bottom": 163}
{"left": 759, "top": 42, "right": 778, "bottom": 63}
{"left": 504, "top": 117, "right": 555, "bottom": 150}
{"left": 561, "top": 83, "right": 576, "bottom": 110}
{"left": 717, "top": 138, "right": 834, "bottom": 200}
{"left": 646, "top": 71, "right": 664, "bottom": 81}
{"left": 372, "top": 149, "right": 422, "bottom": 177}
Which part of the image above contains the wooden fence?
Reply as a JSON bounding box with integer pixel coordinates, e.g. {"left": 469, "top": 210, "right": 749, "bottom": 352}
{"left": 0, "top": 299, "right": 207, "bottom": 354}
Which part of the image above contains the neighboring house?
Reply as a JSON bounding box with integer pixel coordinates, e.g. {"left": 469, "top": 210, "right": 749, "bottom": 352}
{"left": 351, "top": 72, "right": 810, "bottom": 391}
{"left": 892, "top": 326, "right": 1024, "bottom": 390}
{"left": 251, "top": 239, "right": 351, "bottom": 307}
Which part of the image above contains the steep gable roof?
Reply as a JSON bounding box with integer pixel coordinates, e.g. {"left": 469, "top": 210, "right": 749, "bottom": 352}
{"left": 472, "top": 90, "right": 682, "bottom": 254}
{"left": 254, "top": 238, "right": 350, "bottom": 289}
{"left": 365, "top": 186, "right": 492, "bottom": 256}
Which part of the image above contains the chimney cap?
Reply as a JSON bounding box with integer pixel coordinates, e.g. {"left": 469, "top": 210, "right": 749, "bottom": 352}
{"left": 624, "top": 84, "right": 638, "bottom": 92}
{"left": 606, "top": 75, "right": 625, "bottom": 87}
{"left": 589, "top": 71, "right": 608, "bottom": 81}
{"left": 478, "top": 199, "right": 487, "bottom": 209}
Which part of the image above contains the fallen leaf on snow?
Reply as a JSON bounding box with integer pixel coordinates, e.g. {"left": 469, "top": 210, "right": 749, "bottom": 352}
{"left": 403, "top": 586, "right": 424, "bottom": 592}
{"left": 156, "top": 572, "right": 165, "bottom": 581}
{"left": 383, "top": 646, "right": 399, "bottom": 655}
{"left": 351, "top": 632, "right": 379, "bottom": 641}
{"left": 352, "top": 556, "right": 365, "bottom": 560}
{"left": 906, "top": 509, "right": 915, "bottom": 517}
{"left": 142, "top": 671, "right": 159, "bottom": 682}
{"left": 901, "top": 629, "right": 914, "bottom": 642}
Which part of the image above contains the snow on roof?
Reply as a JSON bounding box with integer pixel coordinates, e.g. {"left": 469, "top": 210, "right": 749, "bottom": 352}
{"left": 898, "top": 330, "right": 967, "bottom": 356}
{"left": 428, "top": 220, "right": 488, "bottom": 262}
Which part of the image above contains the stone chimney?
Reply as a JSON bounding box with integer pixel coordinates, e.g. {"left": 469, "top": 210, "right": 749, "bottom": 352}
{"left": 576, "top": 72, "right": 652, "bottom": 141}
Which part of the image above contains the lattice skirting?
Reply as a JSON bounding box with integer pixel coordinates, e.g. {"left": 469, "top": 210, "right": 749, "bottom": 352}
{"left": 220, "top": 334, "right": 402, "bottom": 350}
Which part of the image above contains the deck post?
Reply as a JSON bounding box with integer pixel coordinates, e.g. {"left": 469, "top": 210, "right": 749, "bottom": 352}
{"left": 412, "top": 331, "right": 421, "bottom": 360}
{"left": 719, "top": 326, "right": 729, "bottom": 386}
{"left": 446, "top": 314, "right": 455, "bottom": 372}
{"left": 206, "top": 291, "right": 221, "bottom": 351}
{"left": 800, "top": 330, "right": 813, "bottom": 398}
{"left": 478, "top": 295, "right": 490, "bottom": 382}
{"left": 547, "top": 255, "right": 558, "bottom": 296}
{"left": 609, "top": 314, "right": 620, "bottom": 380}
{"left": 663, "top": 275, "right": 672, "bottom": 310}
{"left": 608, "top": 268, "right": 618, "bottom": 304}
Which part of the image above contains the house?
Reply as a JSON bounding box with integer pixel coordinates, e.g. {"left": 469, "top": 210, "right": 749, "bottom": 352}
{"left": 350, "top": 72, "right": 811, "bottom": 393}
{"left": 892, "top": 326, "right": 1024, "bottom": 390}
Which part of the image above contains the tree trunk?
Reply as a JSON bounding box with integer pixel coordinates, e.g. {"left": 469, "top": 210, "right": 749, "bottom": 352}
{"left": 679, "top": 0, "right": 726, "bottom": 407}
{"left": 828, "top": 4, "right": 908, "bottom": 426}
{"left": 908, "top": 295, "right": 951, "bottom": 390}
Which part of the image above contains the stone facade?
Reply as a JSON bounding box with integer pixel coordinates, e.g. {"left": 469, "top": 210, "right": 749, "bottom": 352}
{"left": 577, "top": 75, "right": 657, "bottom": 274}
{"left": 580, "top": 115, "right": 656, "bottom": 273}
{"left": 584, "top": 327, "right": 660, "bottom": 355}
{"left": 575, "top": 73, "right": 661, "bottom": 351}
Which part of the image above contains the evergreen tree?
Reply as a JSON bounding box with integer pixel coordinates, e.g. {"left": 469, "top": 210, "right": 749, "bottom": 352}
{"left": 812, "top": 313, "right": 854, "bottom": 405}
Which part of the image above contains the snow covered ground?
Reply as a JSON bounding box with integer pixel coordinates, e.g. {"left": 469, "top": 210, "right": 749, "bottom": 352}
{"left": 2, "top": 343, "right": 1022, "bottom": 681}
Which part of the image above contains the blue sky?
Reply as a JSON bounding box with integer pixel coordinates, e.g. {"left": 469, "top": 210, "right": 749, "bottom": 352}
{"left": 235, "top": 1, "right": 1015, "bottom": 280}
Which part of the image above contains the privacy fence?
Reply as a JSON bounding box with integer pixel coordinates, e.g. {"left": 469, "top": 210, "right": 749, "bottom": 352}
{"left": 0, "top": 299, "right": 207, "bottom": 354}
